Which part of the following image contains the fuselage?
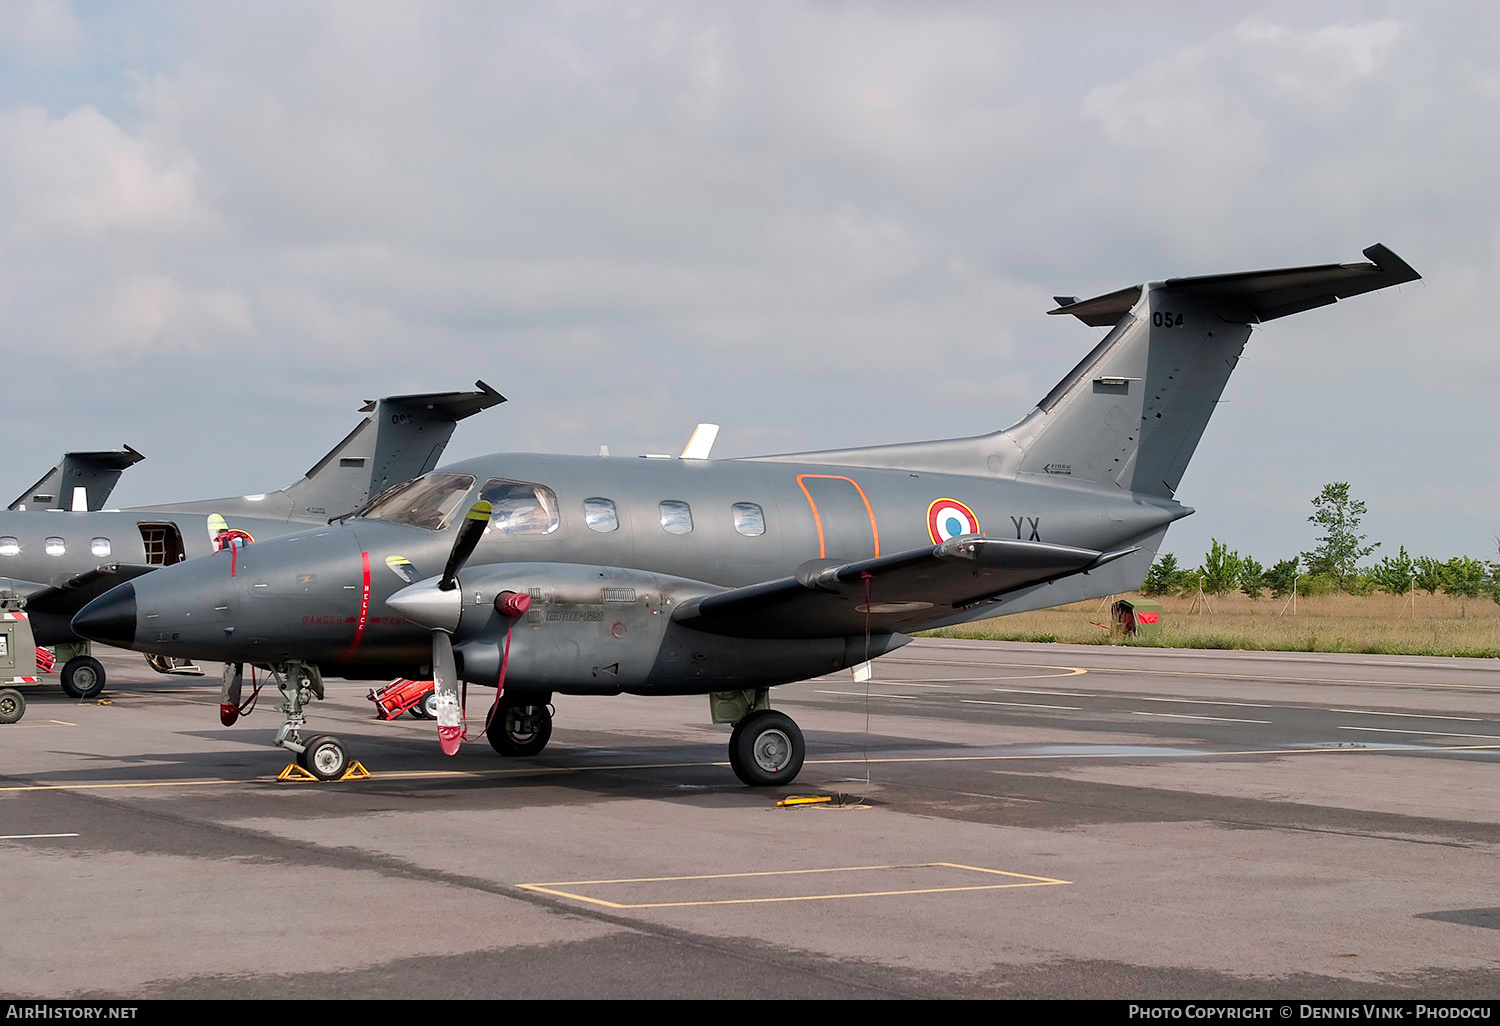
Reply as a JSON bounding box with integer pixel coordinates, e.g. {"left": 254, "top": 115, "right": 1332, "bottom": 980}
{"left": 0, "top": 494, "right": 327, "bottom": 644}
{"left": 72, "top": 451, "right": 1184, "bottom": 692}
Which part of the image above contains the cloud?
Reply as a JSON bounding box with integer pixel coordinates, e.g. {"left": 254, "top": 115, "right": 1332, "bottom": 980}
{"left": 0, "top": 0, "right": 84, "bottom": 66}
{"left": 0, "top": 2, "right": 1494, "bottom": 558}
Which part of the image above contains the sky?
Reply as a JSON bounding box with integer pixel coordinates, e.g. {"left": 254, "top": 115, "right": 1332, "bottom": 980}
{"left": 0, "top": 0, "right": 1495, "bottom": 567}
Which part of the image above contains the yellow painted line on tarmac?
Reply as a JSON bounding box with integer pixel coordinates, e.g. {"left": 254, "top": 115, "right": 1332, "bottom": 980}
{"left": 3, "top": 744, "right": 1495, "bottom": 795}
{"left": 518, "top": 862, "right": 1070, "bottom": 909}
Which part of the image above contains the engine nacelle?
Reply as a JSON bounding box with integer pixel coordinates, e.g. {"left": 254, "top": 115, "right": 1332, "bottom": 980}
{"left": 449, "top": 562, "right": 910, "bottom": 697}
{"left": 451, "top": 563, "right": 692, "bottom": 693}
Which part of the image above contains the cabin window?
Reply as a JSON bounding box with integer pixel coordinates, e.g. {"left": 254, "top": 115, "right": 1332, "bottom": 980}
{"left": 45, "top": 537, "right": 65, "bottom": 556}
{"left": 731, "top": 502, "right": 766, "bottom": 537}
{"left": 659, "top": 500, "right": 693, "bottom": 535}
{"left": 0, "top": 537, "right": 17, "bottom": 556}
{"left": 91, "top": 537, "right": 111, "bottom": 557}
{"left": 357, "top": 472, "right": 477, "bottom": 531}
{"left": 480, "top": 479, "right": 560, "bottom": 536}
{"left": 583, "top": 497, "right": 619, "bottom": 533}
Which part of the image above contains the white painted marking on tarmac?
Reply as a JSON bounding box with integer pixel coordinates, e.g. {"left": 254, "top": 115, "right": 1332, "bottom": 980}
{"left": 989, "top": 687, "right": 1094, "bottom": 698}
{"left": 1329, "top": 709, "right": 1483, "bottom": 722}
{"left": 1338, "top": 726, "right": 1500, "bottom": 741}
{"left": 1131, "top": 712, "right": 1271, "bottom": 724}
{"left": 882, "top": 682, "right": 955, "bottom": 689}
{"left": 815, "top": 690, "right": 918, "bottom": 700}
{"left": 961, "top": 700, "right": 1081, "bottom": 711}
{"left": 1088, "top": 665, "right": 1500, "bottom": 693}
{"left": 0, "top": 833, "right": 80, "bottom": 840}
{"left": 1131, "top": 697, "right": 1276, "bottom": 709}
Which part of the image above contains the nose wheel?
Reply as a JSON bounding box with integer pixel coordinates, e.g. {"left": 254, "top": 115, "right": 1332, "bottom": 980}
{"left": 297, "top": 735, "right": 351, "bottom": 781}
{"left": 728, "top": 710, "right": 805, "bottom": 787}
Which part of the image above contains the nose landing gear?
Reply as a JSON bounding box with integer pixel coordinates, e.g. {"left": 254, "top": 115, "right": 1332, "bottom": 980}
{"left": 267, "top": 660, "right": 354, "bottom": 781}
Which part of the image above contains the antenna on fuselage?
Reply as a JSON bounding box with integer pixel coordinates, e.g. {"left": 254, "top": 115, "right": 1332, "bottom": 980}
{"left": 680, "top": 423, "right": 720, "bottom": 460}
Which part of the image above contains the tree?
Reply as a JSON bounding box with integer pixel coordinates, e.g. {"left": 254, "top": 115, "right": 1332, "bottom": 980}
{"left": 1440, "top": 556, "right": 1489, "bottom": 599}
{"left": 1370, "top": 546, "right": 1417, "bottom": 595}
{"left": 1142, "top": 554, "right": 1180, "bottom": 597}
{"left": 1413, "top": 556, "right": 1444, "bottom": 595}
{"left": 1239, "top": 556, "right": 1266, "bottom": 599}
{"left": 1301, "top": 482, "right": 1379, "bottom": 591}
{"left": 1263, "top": 558, "right": 1300, "bottom": 599}
{"left": 1199, "top": 539, "right": 1242, "bottom": 596}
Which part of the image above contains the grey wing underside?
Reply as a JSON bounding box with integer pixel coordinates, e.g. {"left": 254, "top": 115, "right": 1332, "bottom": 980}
{"left": 671, "top": 536, "right": 1137, "bottom": 639}
{"left": 1049, "top": 243, "right": 1421, "bottom": 326}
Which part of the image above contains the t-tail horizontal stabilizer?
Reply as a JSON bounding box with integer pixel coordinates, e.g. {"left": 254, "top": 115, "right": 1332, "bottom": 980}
{"left": 9, "top": 445, "right": 145, "bottom": 511}
{"left": 285, "top": 381, "right": 505, "bottom": 519}
{"left": 1047, "top": 243, "right": 1420, "bottom": 325}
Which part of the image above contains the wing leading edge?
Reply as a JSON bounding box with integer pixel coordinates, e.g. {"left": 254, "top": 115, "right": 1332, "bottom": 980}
{"left": 672, "top": 536, "right": 1137, "bottom": 639}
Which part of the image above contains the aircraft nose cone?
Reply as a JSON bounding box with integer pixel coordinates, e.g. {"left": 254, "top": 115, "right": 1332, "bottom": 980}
{"left": 72, "top": 583, "right": 138, "bottom": 648}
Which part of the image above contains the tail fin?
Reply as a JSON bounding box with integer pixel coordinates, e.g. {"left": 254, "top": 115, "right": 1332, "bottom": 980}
{"left": 283, "top": 382, "right": 505, "bottom": 518}
{"left": 751, "top": 244, "right": 1418, "bottom": 493}
{"left": 9, "top": 445, "right": 145, "bottom": 511}
{"left": 1003, "top": 244, "right": 1419, "bottom": 497}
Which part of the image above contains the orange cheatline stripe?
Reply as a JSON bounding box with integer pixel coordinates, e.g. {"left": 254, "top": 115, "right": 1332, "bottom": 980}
{"left": 796, "top": 474, "right": 880, "bottom": 558}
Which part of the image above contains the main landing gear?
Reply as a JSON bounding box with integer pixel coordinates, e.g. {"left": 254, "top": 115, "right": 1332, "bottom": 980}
{"left": 54, "top": 642, "right": 106, "bottom": 699}
{"left": 713, "top": 689, "right": 806, "bottom": 787}
{"left": 486, "top": 700, "right": 553, "bottom": 757}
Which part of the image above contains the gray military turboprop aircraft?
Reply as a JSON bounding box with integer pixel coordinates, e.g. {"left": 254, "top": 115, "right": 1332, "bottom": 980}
{"left": 9, "top": 445, "right": 146, "bottom": 512}
{"left": 2, "top": 383, "right": 503, "bottom": 697}
{"left": 73, "top": 245, "right": 1419, "bottom": 785}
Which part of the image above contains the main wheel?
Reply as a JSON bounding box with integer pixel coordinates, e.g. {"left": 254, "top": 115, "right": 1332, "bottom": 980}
{"left": 298, "top": 735, "right": 350, "bottom": 781}
{"left": 486, "top": 703, "right": 552, "bottom": 757}
{"left": 0, "top": 688, "right": 25, "bottom": 724}
{"left": 728, "top": 710, "right": 805, "bottom": 787}
{"left": 60, "top": 656, "right": 106, "bottom": 699}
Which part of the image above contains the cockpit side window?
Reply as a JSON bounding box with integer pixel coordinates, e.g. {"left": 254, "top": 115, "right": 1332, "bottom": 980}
{"left": 356, "top": 473, "right": 478, "bottom": 531}
{"left": 480, "top": 479, "right": 560, "bottom": 535}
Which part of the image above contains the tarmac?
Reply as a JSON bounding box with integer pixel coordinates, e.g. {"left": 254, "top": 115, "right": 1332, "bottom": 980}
{"left": 2, "top": 638, "right": 1496, "bottom": 999}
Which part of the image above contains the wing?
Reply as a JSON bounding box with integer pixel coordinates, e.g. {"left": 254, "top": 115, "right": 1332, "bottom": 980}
{"left": 22, "top": 564, "right": 158, "bottom": 618}
{"left": 671, "top": 536, "right": 1137, "bottom": 639}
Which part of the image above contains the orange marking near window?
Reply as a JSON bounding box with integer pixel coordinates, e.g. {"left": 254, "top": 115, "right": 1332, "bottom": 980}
{"left": 795, "top": 475, "right": 880, "bottom": 558}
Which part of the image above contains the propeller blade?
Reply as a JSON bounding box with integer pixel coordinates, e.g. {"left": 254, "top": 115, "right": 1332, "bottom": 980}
{"left": 439, "top": 499, "right": 492, "bottom": 591}
{"left": 432, "top": 631, "right": 463, "bottom": 756}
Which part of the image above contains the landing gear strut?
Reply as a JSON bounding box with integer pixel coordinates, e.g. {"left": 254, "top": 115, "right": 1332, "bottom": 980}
{"left": 270, "top": 661, "right": 350, "bottom": 780}
{"left": 486, "top": 700, "right": 552, "bottom": 757}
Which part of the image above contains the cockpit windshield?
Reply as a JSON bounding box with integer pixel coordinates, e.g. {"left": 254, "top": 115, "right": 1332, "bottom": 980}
{"left": 356, "top": 473, "right": 477, "bottom": 531}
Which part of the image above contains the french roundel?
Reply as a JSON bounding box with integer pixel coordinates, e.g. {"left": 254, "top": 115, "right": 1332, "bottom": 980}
{"left": 927, "top": 498, "right": 980, "bottom": 544}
